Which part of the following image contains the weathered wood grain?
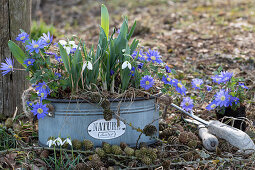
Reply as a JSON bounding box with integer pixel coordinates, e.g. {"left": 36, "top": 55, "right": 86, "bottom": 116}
{"left": 0, "top": 0, "right": 31, "bottom": 116}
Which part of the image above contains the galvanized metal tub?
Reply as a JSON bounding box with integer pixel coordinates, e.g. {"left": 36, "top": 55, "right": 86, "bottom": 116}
{"left": 38, "top": 98, "right": 159, "bottom": 147}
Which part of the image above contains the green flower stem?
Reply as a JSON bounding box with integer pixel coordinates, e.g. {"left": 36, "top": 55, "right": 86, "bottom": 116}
{"left": 54, "top": 145, "right": 57, "bottom": 168}
{"left": 60, "top": 146, "right": 63, "bottom": 166}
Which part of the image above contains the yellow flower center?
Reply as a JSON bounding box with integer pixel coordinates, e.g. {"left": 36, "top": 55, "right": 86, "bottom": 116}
{"left": 216, "top": 78, "right": 219, "bottom": 82}
{"left": 177, "top": 83, "right": 182, "bottom": 88}
{"left": 220, "top": 96, "right": 225, "bottom": 101}
{"left": 28, "top": 61, "right": 31, "bottom": 65}
{"left": 145, "top": 81, "right": 150, "bottom": 85}
{"left": 167, "top": 78, "right": 171, "bottom": 82}
{"left": 20, "top": 36, "right": 25, "bottom": 40}
{"left": 41, "top": 93, "right": 44, "bottom": 97}
{"left": 196, "top": 84, "right": 200, "bottom": 87}
{"left": 211, "top": 104, "right": 216, "bottom": 108}
{"left": 33, "top": 44, "right": 39, "bottom": 48}
{"left": 43, "top": 85, "right": 46, "bottom": 89}
{"left": 46, "top": 39, "right": 50, "bottom": 43}
{"left": 151, "top": 56, "right": 156, "bottom": 60}
{"left": 185, "top": 102, "right": 189, "bottom": 106}
{"left": 37, "top": 108, "right": 43, "bottom": 114}
{"left": 8, "top": 65, "right": 13, "bottom": 69}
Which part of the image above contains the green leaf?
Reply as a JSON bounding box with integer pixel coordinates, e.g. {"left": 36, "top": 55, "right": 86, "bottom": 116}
{"left": 127, "top": 21, "right": 136, "bottom": 40}
{"left": 101, "top": 4, "right": 109, "bottom": 39}
{"left": 59, "top": 44, "right": 70, "bottom": 73}
{"left": 8, "top": 40, "right": 27, "bottom": 68}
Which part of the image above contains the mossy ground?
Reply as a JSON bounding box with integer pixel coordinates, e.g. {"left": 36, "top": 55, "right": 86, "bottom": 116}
{"left": 1, "top": 0, "right": 255, "bottom": 169}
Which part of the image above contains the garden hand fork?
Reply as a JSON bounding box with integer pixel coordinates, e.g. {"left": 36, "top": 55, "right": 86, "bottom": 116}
{"left": 170, "top": 103, "right": 255, "bottom": 154}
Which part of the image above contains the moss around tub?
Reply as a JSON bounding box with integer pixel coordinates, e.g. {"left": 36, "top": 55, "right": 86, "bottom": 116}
{"left": 38, "top": 98, "right": 159, "bottom": 147}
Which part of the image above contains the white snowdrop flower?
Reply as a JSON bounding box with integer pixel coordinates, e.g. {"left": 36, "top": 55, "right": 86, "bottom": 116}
{"left": 82, "top": 61, "right": 87, "bottom": 72}
{"left": 64, "top": 46, "right": 71, "bottom": 55}
{"left": 82, "top": 61, "right": 93, "bottom": 72}
{"left": 63, "top": 138, "right": 72, "bottom": 146}
{"left": 122, "top": 49, "right": 126, "bottom": 53}
{"left": 46, "top": 139, "right": 55, "bottom": 148}
{"left": 87, "top": 61, "right": 93, "bottom": 70}
{"left": 59, "top": 40, "right": 67, "bottom": 46}
{"left": 72, "top": 44, "right": 78, "bottom": 49}
{"left": 54, "top": 137, "right": 64, "bottom": 146}
{"left": 122, "top": 61, "right": 131, "bottom": 70}
{"left": 69, "top": 41, "right": 76, "bottom": 46}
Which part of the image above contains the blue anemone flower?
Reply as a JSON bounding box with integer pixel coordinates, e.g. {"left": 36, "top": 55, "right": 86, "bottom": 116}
{"left": 55, "top": 55, "right": 62, "bottom": 63}
{"left": 31, "top": 103, "right": 48, "bottom": 119}
{"left": 16, "top": 32, "right": 29, "bottom": 43}
{"left": 206, "top": 85, "right": 212, "bottom": 92}
{"left": 35, "top": 82, "right": 50, "bottom": 94}
{"left": 214, "top": 89, "right": 231, "bottom": 107}
{"left": 180, "top": 97, "right": 194, "bottom": 112}
{"left": 239, "top": 83, "right": 248, "bottom": 89}
{"left": 55, "top": 73, "right": 62, "bottom": 79}
{"left": 165, "top": 65, "right": 171, "bottom": 73}
{"left": 162, "top": 75, "right": 171, "bottom": 85}
{"left": 138, "top": 63, "right": 144, "bottom": 69}
{"left": 132, "top": 50, "right": 146, "bottom": 61}
{"left": 38, "top": 90, "right": 48, "bottom": 101}
{"left": 206, "top": 101, "right": 217, "bottom": 110}
{"left": 24, "top": 58, "right": 35, "bottom": 66}
{"left": 110, "top": 70, "right": 114, "bottom": 76}
{"left": 41, "top": 32, "right": 53, "bottom": 45}
{"left": 0, "top": 57, "right": 14, "bottom": 75}
{"left": 140, "top": 75, "right": 154, "bottom": 90}
{"left": 211, "top": 75, "right": 223, "bottom": 84}
{"left": 174, "top": 80, "right": 186, "bottom": 95}
{"left": 129, "top": 67, "right": 136, "bottom": 76}
{"left": 230, "top": 96, "right": 239, "bottom": 106}
{"left": 191, "top": 78, "right": 203, "bottom": 90}
{"left": 146, "top": 49, "right": 162, "bottom": 64}
{"left": 169, "top": 78, "right": 178, "bottom": 86}
{"left": 45, "top": 52, "right": 57, "bottom": 56}
{"left": 219, "top": 71, "right": 233, "bottom": 83}
{"left": 27, "top": 101, "right": 33, "bottom": 108}
{"left": 26, "top": 39, "right": 45, "bottom": 53}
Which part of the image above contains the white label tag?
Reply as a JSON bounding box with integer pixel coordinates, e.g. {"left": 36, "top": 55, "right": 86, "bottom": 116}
{"left": 88, "top": 118, "right": 126, "bottom": 139}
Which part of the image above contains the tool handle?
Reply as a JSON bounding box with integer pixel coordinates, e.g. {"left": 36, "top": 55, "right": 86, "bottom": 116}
{"left": 198, "top": 124, "right": 219, "bottom": 151}
{"left": 208, "top": 120, "right": 255, "bottom": 154}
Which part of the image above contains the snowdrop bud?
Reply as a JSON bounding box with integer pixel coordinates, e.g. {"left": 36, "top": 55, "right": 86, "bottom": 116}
{"left": 59, "top": 40, "right": 67, "bottom": 46}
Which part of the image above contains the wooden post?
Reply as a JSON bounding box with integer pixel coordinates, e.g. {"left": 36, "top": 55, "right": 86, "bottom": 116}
{"left": 0, "top": 0, "right": 31, "bottom": 116}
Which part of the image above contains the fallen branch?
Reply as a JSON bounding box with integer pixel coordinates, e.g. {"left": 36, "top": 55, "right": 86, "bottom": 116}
{"left": 0, "top": 146, "right": 93, "bottom": 155}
